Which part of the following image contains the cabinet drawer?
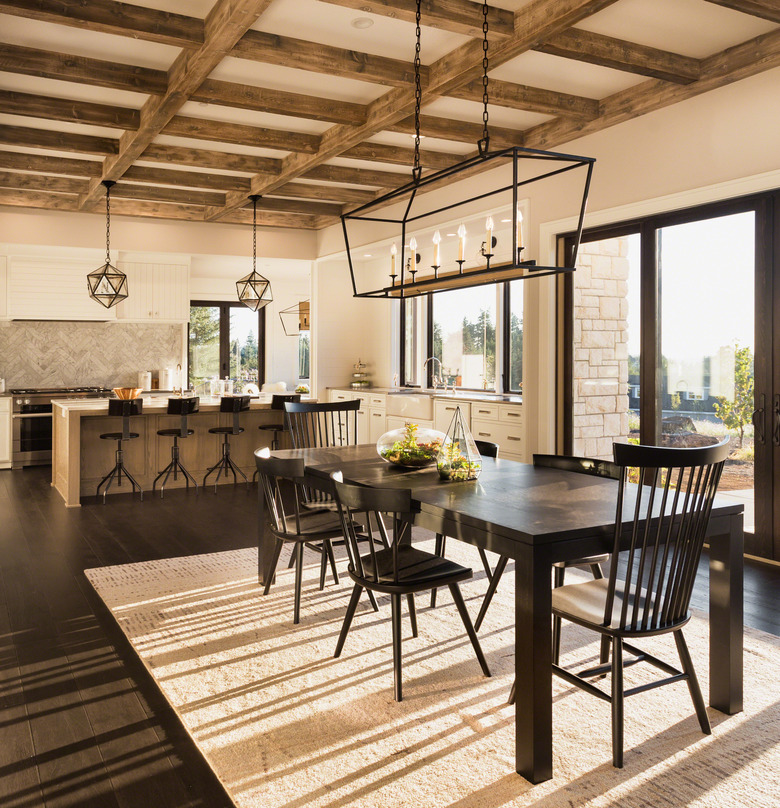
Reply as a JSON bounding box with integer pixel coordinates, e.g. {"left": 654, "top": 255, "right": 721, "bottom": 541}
{"left": 434, "top": 399, "right": 470, "bottom": 430}
{"left": 369, "top": 394, "right": 386, "bottom": 407}
{"left": 499, "top": 405, "right": 523, "bottom": 424}
{"left": 386, "top": 416, "right": 433, "bottom": 432}
{"left": 470, "top": 420, "right": 501, "bottom": 443}
{"left": 330, "top": 390, "right": 354, "bottom": 402}
{"left": 472, "top": 420, "right": 522, "bottom": 456}
{"left": 471, "top": 402, "right": 499, "bottom": 421}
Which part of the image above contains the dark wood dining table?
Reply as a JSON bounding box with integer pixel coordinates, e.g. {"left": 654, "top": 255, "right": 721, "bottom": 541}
{"left": 256, "top": 444, "right": 744, "bottom": 784}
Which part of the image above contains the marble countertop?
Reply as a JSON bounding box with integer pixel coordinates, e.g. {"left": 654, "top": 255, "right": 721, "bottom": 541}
{"left": 329, "top": 387, "right": 523, "bottom": 404}
{"left": 52, "top": 394, "right": 279, "bottom": 413}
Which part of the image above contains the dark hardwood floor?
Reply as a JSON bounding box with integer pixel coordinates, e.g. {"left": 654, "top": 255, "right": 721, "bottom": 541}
{"left": 0, "top": 466, "right": 777, "bottom": 808}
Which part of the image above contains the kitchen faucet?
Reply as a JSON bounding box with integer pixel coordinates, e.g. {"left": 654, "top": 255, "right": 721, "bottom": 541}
{"left": 422, "top": 356, "right": 444, "bottom": 391}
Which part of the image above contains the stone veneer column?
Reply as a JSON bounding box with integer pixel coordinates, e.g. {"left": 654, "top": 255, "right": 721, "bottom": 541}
{"left": 572, "top": 238, "right": 630, "bottom": 459}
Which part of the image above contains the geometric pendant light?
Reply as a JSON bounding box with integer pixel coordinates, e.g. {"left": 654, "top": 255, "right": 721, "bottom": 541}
{"left": 87, "top": 180, "right": 129, "bottom": 308}
{"left": 236, "top": 194, "right": 273, "bottom": 311}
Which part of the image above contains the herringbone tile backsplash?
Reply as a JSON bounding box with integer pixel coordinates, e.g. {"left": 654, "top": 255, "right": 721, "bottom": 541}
{"left": 0, "top": 321, "right": 183, "bottom": 389}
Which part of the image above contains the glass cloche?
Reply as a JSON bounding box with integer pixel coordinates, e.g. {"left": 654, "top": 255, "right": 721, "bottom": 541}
{"left": 377, "top": 423, "right": 445, "bottom": 468}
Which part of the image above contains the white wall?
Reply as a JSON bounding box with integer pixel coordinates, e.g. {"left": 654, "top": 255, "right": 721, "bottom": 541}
{"left": 316, "top": 66, "right": 780, "bottom": 455}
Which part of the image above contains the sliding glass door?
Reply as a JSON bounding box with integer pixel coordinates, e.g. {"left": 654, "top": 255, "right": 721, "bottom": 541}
{"left": 561, "top": 192, "right": 778, "bottom": 561}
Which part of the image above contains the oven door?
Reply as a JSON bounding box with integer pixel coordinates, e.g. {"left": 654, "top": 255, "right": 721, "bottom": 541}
{"left": 12, "top": 412, "right": 53, "bottom": 468}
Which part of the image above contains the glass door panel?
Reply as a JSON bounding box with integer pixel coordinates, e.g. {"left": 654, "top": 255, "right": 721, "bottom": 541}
{"left": 229, "top": 306, "right": 260, "bottom": 392}
{"left": 189, "top": 305, "right": 220, "bottom": 389}
{"left": 659, "top": 212, "right": 755, "bottom": 533}
{"left": 571, "top": 234, "right": 641, "bottom": 458}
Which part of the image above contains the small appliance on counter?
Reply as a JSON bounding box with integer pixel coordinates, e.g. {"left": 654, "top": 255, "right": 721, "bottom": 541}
{"left": 350, "top": 358, "right": 371, "bottom": 389}
{"left": 138, "top": 370, "right": 152, "bottom": 390}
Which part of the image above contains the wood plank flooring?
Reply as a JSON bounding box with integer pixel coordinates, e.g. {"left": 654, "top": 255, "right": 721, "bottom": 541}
{"left": 0, "top": 466, "right": 777, "bottom": 808}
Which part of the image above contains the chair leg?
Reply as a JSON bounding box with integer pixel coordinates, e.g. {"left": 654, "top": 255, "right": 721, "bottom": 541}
{"left": 477, "top": 548, "right": 494, "bottom": 582}
{"left": 406, "top": 593, "right": 418, "bottom": 638}
{"left": 552, "top": 565, "right": 566, "bottom": 665}
{"left": 318, "top": 543, "right": 327, "bottom": 590}
{"left": 366, "top": 589, "right": 379, "bottom": 612}
{"left": 674, "top": 630, "right": 711, "bottom": 735}
{"left": 391, "top": 593, "right": 403, "bottom": 701}
{"left": 325, "top": 540, "right": 339, "bottom": 585}
{"left": 262, "top": 539, "right": 285, "bottom": 596}
{"left": 335, "top": 584, "right": 363, "bottom": 657}
{"left": 507, "top": 680, "right": 516, "bottom": 705}
{"left": 430, "top": 534, "right": 446, "bottom": 607}
{"left": 448, "top": 583, "right": 491, "bottom": 678}
{"left": 474, "top": 554, "right": 509, "bottom": 632}
{"left": 293, "top": 542, "right": 304, "bottom": 625}
{"left": 611, "top": 636, "right": 624, "bottom": 769}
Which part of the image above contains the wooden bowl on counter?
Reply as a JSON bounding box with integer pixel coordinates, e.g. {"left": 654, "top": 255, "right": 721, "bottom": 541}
{"left": 112, "top": 387, "right": 143, "bottom": 400}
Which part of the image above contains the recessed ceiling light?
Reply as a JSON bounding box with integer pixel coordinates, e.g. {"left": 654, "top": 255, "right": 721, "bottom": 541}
{"left": 351, "top": 17, "right": 374, "bottom": 29}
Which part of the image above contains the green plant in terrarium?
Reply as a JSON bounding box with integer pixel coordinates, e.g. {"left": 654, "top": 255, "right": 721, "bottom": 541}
{"left": 436, "top": 406, "right": 482, "bottom": 481}
{"left": 377, "top": 422, "right": 444, "bottom": 467}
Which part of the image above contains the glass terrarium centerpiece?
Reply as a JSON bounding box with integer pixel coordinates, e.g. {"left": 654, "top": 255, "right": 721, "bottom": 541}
{"left": 436, "top": 406, "right": 482, "bottom": 481}
{"left": 377, "top": 422, "right": 445, "bottom": 468}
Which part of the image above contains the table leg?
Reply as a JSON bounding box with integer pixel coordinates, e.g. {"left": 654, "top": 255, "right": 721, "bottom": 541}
{"left": 257, "top": 479, "right": 273, "bottom": 586}
{"left": 515, "top": 545, "right": 553, "bottom": 783}
{"left": 708, "top": 512, "right": 743, "bottom": 714}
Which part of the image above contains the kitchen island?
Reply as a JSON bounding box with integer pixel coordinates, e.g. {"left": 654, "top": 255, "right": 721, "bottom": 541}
{"left": 52, "top": 395, "right": 289, "bottom": 506}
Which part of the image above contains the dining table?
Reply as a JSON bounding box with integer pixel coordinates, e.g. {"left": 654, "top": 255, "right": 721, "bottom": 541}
{"left": 256, "top": 444, "right": 744, "bottom": 784}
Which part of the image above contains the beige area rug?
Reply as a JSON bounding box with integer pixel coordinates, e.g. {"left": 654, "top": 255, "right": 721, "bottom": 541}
{"left": 86, "top": 540, "right": 780, "bottom": 808}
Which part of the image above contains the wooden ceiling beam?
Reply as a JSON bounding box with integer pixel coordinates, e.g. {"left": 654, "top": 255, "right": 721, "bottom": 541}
{"left": 252, "top": 197, "right": 344, "bottom": 217}
{"left": 210, "top": 0, "right": 618, "bottom": 218}
{"left": 0, "top": 151, "right": 103, "bottom": 176}
{"left": 111, "top": 183, "right": 227, "bottom": 207}
{"left": 192, "top": 80, "right": 367, "bottom": 126}
{"left": 0, "top": 124, "right": 117, "bottom": 154}
{"left": 0, "top": 170, "right": 86, "bottom": 194}
{"left": 141, "top": 144, "right": 282, "bottom": 175}
{"left": 79, "top": 0, "right": 278, "bottom": 209}
{"left": 0, "top": 0, "right": 204, "bottom": 49}
{"left": 0, "top": 42, "right": 168, "bottom": 95}
{"left": 270, "top": 183, "right": 376, "bottom": 203}
{"left": 342, "top": 142, "right": 463, "bottom": 171}
{"left": 301, "top": 164, "right": 408, "bottom": 187}
{"left": 448, "top": 78, "right": 600, "bottom": 118}
{"left": 536, "top": 28, "right": 701, "bottom": 84}
{"left": 388, "top": 114, "right": 523, "bottom": 148}
{"left": 703, "top": 0, "right": 780, "bottom": 23}
{"left": 162, "top": 116, "right": 321, "bottom": 154}
{"left": 0, "top": 89, "right": 140, "bottom": 130}
{"left": 123, "top": 165, "right": 252, "bottom": 192}
{"left": 232, "top": 29, "right": 423, "bottom": 87}
{"left": 316, "top": 0, "right": 514, "bottom": 39}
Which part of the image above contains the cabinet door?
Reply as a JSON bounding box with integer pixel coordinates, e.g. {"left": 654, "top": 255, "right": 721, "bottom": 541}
{"left": 357, "top": 405, "right": 369, "bottom": 442}
{"left": 368, "top": 407, "right": 386, "bottom": 443}
{"left": 0, "top": 399, "right": 11, "bottom": 466}
{"left": 434, "top": 400, "right": 470, "bottom": 432}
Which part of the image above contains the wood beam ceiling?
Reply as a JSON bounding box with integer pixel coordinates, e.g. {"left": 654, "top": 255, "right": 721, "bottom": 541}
{"left": 703, "top": 0, "right": 780, "bottom": 23}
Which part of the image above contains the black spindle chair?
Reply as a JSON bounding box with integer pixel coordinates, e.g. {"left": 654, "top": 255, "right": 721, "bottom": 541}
{"left": 255, "top": 449, "right": 343, "bottom": 624}
{"left": 259, "top": 393, "right": 301, "bottom": 450}
{"left": 331, "top": 475, "right": 491, "bottom": 702}
{"left": 514, "top": 439, "right": 730, "bottom": 768}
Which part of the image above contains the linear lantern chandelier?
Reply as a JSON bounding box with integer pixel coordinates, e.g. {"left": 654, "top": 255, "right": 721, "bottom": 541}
{"left": 341, "top": 0, "right": 595, "bottom": 300}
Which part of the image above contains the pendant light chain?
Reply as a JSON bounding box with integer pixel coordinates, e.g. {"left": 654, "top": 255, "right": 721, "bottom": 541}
{"left": 412, "top": 0, "right": 422, "bottom": 183}
{"left": 104, "top": 180, "right": 113, "bottom": 264}
{"left": 252, "top": 195, "right": 257, "bottom": 270}
{"left": 479, "top": 0, "right": 490, "bottom": 156}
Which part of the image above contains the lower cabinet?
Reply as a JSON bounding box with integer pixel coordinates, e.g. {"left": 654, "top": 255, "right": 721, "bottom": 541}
{"left": 385, "top": 416, "right": 434, "bottom": 432}
{"left": 0, "top": 398, "right": 10, "bottom": 468}
{"left": 471, "top": 406, "right": 524, "bottom": 461}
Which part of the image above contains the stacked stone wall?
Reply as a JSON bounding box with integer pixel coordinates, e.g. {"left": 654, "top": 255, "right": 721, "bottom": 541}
{"left": 572, "top": 239, "right": 630, "bottom": 459}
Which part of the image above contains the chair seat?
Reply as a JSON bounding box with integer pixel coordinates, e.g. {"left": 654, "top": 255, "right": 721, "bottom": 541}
{"left": 287, "top": 508, "right": 347, "bottom": 539}
{"left": 157, "top": 428, "right": 195, "bottom": 437}
{"left": 99, "top": 432, "right": 139, "bottom": 440}
{"left": 208, "top": 426, "right": 244, "bottom": 435}
{"left": 554, "top": 553, "right": 609, "bottom": 569}
{"left": 358, "top": 545, "right": 472, "bottom": 589}
{"left": 258, "top": 423, "right": 287, "bottom": 431}
{"left": 552, "top": 578, "right": 650, "bottom": 632}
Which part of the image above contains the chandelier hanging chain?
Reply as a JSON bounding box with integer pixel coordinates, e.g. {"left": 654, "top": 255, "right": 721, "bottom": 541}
{"left": 104, "top": 180, "right": 113, "bottom": 264}
{"left": 252, "top": 195, "right": 257, "bottom": 269}
{"left": 479, "top": 0, "right": 490, "bottom": 156}
{"left": 412, "top": 0, "right": 422, "bottom": 183}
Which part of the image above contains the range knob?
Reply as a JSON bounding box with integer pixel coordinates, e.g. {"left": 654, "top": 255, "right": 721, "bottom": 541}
{"left": 24, "top": 398, "right": 31, "bottom": 405}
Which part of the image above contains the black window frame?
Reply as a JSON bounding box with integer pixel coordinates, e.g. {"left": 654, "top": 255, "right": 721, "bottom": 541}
{"left": 188, "top": 300, "right": 266, "bottom": 389}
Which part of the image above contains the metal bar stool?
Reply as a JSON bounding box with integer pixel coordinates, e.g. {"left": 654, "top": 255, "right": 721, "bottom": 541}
{"left": 204, "top": 395, "right": 251, "bottom": 492}
{"left": 153, "top": 396, "right": 200, "bottom": 498}
{"left": 258, "top": 393, "right": 301, "bottom": 450}
{"left": 97, "top": 397, "right": 143, "bottom": 503}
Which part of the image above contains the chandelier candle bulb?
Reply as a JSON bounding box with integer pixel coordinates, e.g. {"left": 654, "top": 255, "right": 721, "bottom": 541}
{"left": 516, "top": 206, "right": 524, "bottom": 251}
{"left": 457, "top": 223, "right": 466, "bottom": 261}
{"left": 409, "top": 236, "right": 417, "bottom": 254}
{"left": 432, "top": 230, "right": 441, "bottom": 265}
{"left": 485, "top": 216, "right": 494, "bottom": 253}
{"left": 390, "top": 242, "right": 397, "bottom": 273}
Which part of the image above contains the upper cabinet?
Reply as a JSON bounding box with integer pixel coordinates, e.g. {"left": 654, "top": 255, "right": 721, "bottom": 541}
{"left": 115, "top": 262, "right": 189, "bottom": 323}
{"left": 7, "top": 255, "right": 117, "bottom": 321}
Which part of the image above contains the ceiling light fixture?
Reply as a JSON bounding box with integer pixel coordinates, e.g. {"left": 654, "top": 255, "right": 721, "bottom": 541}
{"left": 87, "top": 180, "right": 128, "bottom": 309}
{"left": 236, "top": 195, "right": 273, "bottom": 311}
{"left": 279, "top": 300, "right": 310, "bottom": 336}
{"left": 351, "top": 17, "right": 374, "bottom": 29}
{"left": 341, "top": 0, "right": 595, "bottom": 300}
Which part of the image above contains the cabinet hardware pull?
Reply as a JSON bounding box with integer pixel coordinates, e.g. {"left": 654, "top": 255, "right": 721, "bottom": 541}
{"left": 478, "top": 432, "right": 490, "bottom": 437}
{"left": 752, "top": 393, "right": 766, "bottom": 445}
{"left": 508, "top": 436, "right": 521, "bottom": 441}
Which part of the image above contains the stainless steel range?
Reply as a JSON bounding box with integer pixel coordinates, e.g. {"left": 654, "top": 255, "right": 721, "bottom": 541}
{"left": 11, "top": 386, "right": 112, "bottom": 468}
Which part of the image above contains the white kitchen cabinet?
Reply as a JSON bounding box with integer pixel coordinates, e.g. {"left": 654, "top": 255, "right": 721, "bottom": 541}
{"left": 7, "top": 255, "right": 117, "bottom": 320}
{"left": 0, "top": 256, "right": 7, "bottom": 319}
{"left": 0, "top": 398, "right": 11, "bottom": 468}
{"left": 116, "top": 262, "right": 189, "bottom": 322}
{"left": 385, "top": 415, "right": 434, "bottom": 432}
{"left": 472, "top": 403, "right": 524, "bottom": 461}
{"left": 434, "top": 399, "right": 470, "bottom": 432}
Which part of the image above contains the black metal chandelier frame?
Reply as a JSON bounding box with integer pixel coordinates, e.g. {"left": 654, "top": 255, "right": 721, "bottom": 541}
{"left": 341, "top": 145, "right": 595, "bottom": 300}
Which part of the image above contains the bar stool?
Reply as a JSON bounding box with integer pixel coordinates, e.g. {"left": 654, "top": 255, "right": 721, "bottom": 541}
{"left": 258, "top": 393, "right": 301, "bottom": 450}
{"left": 153, "top": 396, "right": 200, "bottom": 498}
{"left": 97, "top": 398, "right": 144, "bottom": 503}
{"left": 204, "top": 395, "right": 251, "bottom": 492}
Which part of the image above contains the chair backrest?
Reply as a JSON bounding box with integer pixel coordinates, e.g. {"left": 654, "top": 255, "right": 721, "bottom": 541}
{"left": 474, "top": 439, "right": 499, "bottom": 459}
{"left": 332, "top": 474, "right": 414, "bottom": 585}
{"left": 271, "top": 393, "right": 301, "bottom": 411}
{"left": 254, "top": 448, "right": 308, "bottom": 539}
{"left": 108, "top": 397, "right": 142, "bottom": 440}
{"left": 604, "top": 439, "right": 730, "bottom": 633}
{"left": 285, "top": 400, "right": 360, "bottom": 449}
{"left": 533, "top": 453, "right": 620, "bottom": 479}
{"left": 167, "top": 396, "right": 199, "bottom": 437}
{"left": 220, "top": 394, "right": 250, "bottom": 433}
